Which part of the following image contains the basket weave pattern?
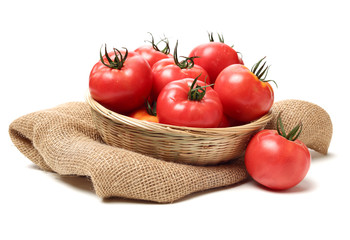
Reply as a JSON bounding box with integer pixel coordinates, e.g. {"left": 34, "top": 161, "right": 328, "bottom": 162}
{"left": 86, "top": 93, "right": 272, "bottom": 165}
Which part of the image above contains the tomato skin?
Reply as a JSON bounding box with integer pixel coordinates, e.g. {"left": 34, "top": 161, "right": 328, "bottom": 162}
{"left": 129, "top": 108, "right": 159, "bottom": 123}
{"left": 135, "top": 46, "right": 172, "bottom": 68}
{"left": 157, "top": 79, "right": 223, "bottom": 128}
{"left": 151, "top": 58, "right": 210, "bottom": 99}
{"left": 245, "top": 130, "right": 311, "bottom": 190}
{"left": 214, "top": 64, "right": 274, "bottom": 122}
{"left": 218, "top": 114, "right": 244, "bottom": 128}
{"left": 89, "top": 50, "right": 152, "bottom": 114}
{"left": 189, "top": 42, "right": 241, "bottom": 83}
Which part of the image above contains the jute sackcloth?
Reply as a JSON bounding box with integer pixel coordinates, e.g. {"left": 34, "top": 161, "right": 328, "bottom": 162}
{"left": 265, "top": 99, "right": 333, "bottom": 154}
{"left": 8, "top": 102, "right": 247, "bottom": 203}
{"left": 8, "top": 99, "right": 332, "bottom": 203}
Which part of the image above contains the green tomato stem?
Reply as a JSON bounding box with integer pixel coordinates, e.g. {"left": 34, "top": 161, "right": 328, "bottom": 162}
{"left": 146, "top": 32, "right": 171, "bottom": 55}
{"left": 277, "top": 112, "right": 303, "bottom": 141}
{"left": 188, "top": 75, "right": 213, "bottom": 101}
{"left": 100, "top": 44, "right": 128, "bottom": 70}
{"left": 251, "top": 56, "right": 278, "bottom": 88}
{"left": 173, "top": 40, "right": 198, "bottom": 69}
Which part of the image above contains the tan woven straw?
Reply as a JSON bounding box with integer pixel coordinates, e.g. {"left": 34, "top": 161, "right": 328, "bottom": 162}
{"left": 86, "top": 92, "right": 272, "bottom": 165}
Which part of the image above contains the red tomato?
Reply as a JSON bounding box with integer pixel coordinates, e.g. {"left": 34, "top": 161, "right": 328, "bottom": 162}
{"left": 214, "top": 57, "right": 274, "bottom": 122}
{"left": 89, "top": 46, "right": 153, "bottom": 114}
{"left": 157, "top": 77, "right": 223, "bottom": 128}
{"left": 135, "top": 46, "right": 172, "bottom": 67}
{"left": 135, "top": 33, "right": 172, "bottom": 67}
{"left": 151, "top": 41, "right": 210, "bottom": 99}
{"left": 189, "top": 33, "right": 242, "bottom": 83}
{"left": 218, "top": 114, "right": 244, "bottom": 128}
{"left": 245, "top": 116, "right": 310, "bottom": 190}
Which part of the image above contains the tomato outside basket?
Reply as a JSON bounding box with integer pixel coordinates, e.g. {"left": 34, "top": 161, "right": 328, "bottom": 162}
{"left": 86, "top": 92, "right": 272, "bottom": 166}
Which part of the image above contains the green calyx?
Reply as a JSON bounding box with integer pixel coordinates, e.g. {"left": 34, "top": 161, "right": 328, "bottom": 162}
{"left": 208, "top": 32, "right": 225, "bottom": 43}
{"left": 173, "top": 40, "right": 198, "bottom": 69}
{"left": 100, "top": 44, "right": 128, "bottom": 70}
{"left": 276, "top": 112, "right": 303, "bottom": 141}
{"left": 208, "top": 32, "right": 234, "bottom": 48}
{"left": 146, "top": 32, "right": 171, "bottom": 55}
{"left": 188, "top": 74, "right": 214, "bottom": 101}
{"left": 208, "top": 32, "right": 244, "bottom": 62}
{"left": 146, "top": 100, "right": 157, "bottom": 116}
{"left": 250, "top": 56, "right": 278, "bottom": 87}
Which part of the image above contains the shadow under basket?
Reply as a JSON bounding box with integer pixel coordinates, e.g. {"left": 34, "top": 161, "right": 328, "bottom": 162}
{"left": 86, "top": 93, "right": 272, "bottom": 166}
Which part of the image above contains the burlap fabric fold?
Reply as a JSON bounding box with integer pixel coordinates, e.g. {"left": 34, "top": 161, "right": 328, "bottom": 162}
{"left": 265, "top": 99, "right": 333, "bottom": 155}
{"left": 8, "top": 99, "right": 332, "bottom": 203}
{"left": 9, "top": 102, "right": 247, "bottom": 203}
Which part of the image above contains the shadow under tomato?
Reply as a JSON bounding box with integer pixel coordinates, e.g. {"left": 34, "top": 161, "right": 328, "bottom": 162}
{"left": 251, "top": 177, "right": 316, "bottom": 194}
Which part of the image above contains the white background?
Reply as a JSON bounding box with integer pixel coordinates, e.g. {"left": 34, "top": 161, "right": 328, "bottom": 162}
{"left": 1, "top": 0, "right": 349, "bottom": 239}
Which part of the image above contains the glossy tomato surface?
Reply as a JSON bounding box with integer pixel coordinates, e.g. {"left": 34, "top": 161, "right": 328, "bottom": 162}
{"left": 89, "top": 50, "right": 152, "bottom": 114}
{"left": 135, "top": 45, "right": 172, "bottom": 68}
{"left": 214, "top": 64, "right": 274, "bottom": 122}
{"left": 245, "top": 129, "right": 311, "bottom": 190}
{"left": 189, "top": 42, "right": 241, "bottom": 83}
{"left": 157, "top": 78, "right": 223, "bottom": 128}
{"left": 151, "top": 58, "right": 210, "bottom": 99}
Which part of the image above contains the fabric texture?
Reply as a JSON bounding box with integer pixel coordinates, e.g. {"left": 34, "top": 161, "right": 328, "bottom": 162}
{"left": 265, "top": 99, "right": 333, "bottom": 154}
{"left": 9, "top": 102, "right": 247, "bottom": 203}
{"left": 9, "top": 99, "right": 332, "bottom": 203}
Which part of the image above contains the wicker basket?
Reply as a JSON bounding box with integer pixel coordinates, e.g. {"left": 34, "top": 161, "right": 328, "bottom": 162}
{"left": 86, "top": 93, "right": 272, "bottom": 166}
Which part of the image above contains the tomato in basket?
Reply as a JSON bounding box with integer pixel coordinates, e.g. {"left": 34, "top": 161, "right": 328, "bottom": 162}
{"left": 157, "top": 75, "right": 223, "bottom": 128}
{"left": 129, "top": 100, "right": 159, "bottom": 123}
{"left": 189, "top": 32, "right": 243, "bottom": 83}
{"left": 89, "top": 45, "right": 153, "bottom": 114}
{"left": 151, "top": 41, "right": 210, "bottom": 99}
{"left": 135, "top": 33, "right": 172, "bottom": 68}
{"left": 214, "top": 57, "right": 276, "bottom": 123}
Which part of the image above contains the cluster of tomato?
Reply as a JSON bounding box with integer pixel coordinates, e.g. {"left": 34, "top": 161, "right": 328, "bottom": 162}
{"left": 89, "top": 33, "right": 274, "bottom": 128}
{"left": 89, "top": 33, "right": 310, "bottom": 191}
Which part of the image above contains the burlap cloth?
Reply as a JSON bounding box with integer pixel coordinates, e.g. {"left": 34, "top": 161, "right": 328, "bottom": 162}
{"left": 9, "top": 99, "right": 332, "bottom": 203}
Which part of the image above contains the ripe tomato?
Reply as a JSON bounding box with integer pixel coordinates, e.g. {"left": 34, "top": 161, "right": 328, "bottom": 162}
{"left": 218, "top": 114, "right": 244, "bottom": 128}
{"left": 135, "top": 33, "right": 172, "bottom": 67}
{"left": 89, "top": 45, "right": 153, "bottom": 114}
{"left": 245, "top": 116, "right": 311, "bottom": 190}
{"left": 214, "top": 57, "right": 275, "bottom": 122}
{"left": 189, "top": 33, "right": 242, "bottom": 83}
{"left": 151, "top": 41, "right": 210, "bottom": 99}
{"left": 157, "top": 77, "right": 223, "bottom": 128}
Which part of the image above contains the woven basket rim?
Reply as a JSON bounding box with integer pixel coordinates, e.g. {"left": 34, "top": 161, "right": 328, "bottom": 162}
{"left": 85, "top": 92, "right": 272, "bottom": 136}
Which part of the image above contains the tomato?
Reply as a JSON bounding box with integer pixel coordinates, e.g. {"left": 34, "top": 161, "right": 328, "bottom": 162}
{"left": 189, "top": 33, "right": 242, "bottom": 83}
{"left": 129, "top": 100, "right": 158, "bottom": 123}
{"left": 245, "top": 115, "right": 311, "bottom": 190}
{"left": 157, "top": 77, "right": 223, "bottom": 128}
{"left": 218, "top": 114, "right": 244, "bottom": 128}
{"left": 214, "top": 57, "right": 275, "bottom": 122}
{"left": 89, "top": 45, "right": 153, "bottom": 114}
{"left": 129, "top": 108, "right": 159, "bottom": 123}
{"left": 151, "top": 41, "right": 210, "bottom": 99}
{"left": 237, "top": 52, "right": 244, "bottom": 65}
{"left": 135, "top": 33, "right": 172, "bottom": 67}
